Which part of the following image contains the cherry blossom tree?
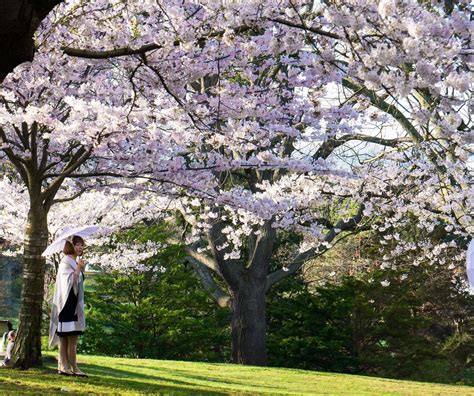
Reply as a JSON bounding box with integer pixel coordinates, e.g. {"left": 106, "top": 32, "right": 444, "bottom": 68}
{"left": 0, "top": 176, "right": 165, "bottom": 270}
{"left": 0, "top": 45, "right": 135, "bottom": 366}
{"left": 1, "top": 0, "right": 472, "bottom": 367}
{"left": 0, "top": 174, "right": 165, "bottom": 367}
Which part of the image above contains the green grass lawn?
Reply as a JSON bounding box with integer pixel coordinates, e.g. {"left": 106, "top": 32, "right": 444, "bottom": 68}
{"left": 0, "top": 353, "right": 473, "bottom": 395}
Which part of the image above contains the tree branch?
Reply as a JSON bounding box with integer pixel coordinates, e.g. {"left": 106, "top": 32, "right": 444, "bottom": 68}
{"left": 269, "top": 17, "right": 340, "bottom": 40}
{"left": 50, "top": 187, "right": 87, "bottom": 205}
{"left": 62, "top": 42, "right": 163, "bottom": 59}
{"left": 207, "top": 214, "right": 244, "bottom": 289}
{"left": 0, "top": 127, "right": 29, "bottom": 184}
{"left": 41, "top": 146, "right": 92, "bottom": 209}
{"left": 342, "top": 78, "right": 424, "bottom": 143}
{"left": 315, "top": 133, "right": 412, "bottom": 160}
{"left": 186, "top": 256, "right": 230, "bottom": 308}
{"left": 62, "top": 25, "right": 254, "bottom": 60}
{"left": 168, "top": 235, "right": 220, "bottom": 273}
{"left": 266, "top": 204, "right": 365, "bottom": 290}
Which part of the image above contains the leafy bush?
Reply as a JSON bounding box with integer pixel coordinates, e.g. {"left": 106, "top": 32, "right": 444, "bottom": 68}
{"left": 267, "top": 266, "right": 474, "bottom": 384}
{"left": 78, "top": 225, "right": 230, "bottom": 362}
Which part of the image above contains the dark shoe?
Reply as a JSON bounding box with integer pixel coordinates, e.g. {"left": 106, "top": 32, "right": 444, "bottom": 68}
{"left": 72, "top": 371, "right": 88, "bottom": 378}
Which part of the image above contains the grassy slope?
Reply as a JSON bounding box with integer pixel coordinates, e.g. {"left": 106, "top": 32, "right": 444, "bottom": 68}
{"left": 0, "top": 353, "right": 473, "bottom": 395}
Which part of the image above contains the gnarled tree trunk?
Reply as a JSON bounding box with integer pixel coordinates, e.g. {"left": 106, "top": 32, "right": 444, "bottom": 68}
{"left": 12, "top": 203, "right": 48, "bottom": 368}
{"left": 206, "top": 215, "right": 275, "bottom": 366}
{"left": 231, "top": 275, "right": 268, "bottom": 365}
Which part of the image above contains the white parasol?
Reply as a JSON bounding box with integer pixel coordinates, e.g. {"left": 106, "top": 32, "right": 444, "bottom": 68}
{"left": 467, "top": 239, "right": 474, "bottom": 290}
{"left": 42, "top": 225, "right": 100, "bottom": 256}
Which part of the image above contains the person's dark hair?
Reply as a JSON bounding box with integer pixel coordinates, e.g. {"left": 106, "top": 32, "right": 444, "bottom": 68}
{"left": 63, "top": 236, "right": 85, "bottom": 255}
{"left": 7, "top": 321, "right": 12, "bottom": 331}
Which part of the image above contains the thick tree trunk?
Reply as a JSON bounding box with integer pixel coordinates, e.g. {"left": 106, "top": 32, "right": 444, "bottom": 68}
{"left": 231, "top": 276, "right": 267, "bottom": 365}
{"left": 0, "top": 257, "right": 13, "bottom": 316}
{"left": 12, "top": 204, "right": 48, "bottom": 369}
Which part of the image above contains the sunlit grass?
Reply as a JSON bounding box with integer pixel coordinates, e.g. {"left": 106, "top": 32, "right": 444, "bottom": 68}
{"left": 0, "top": 352, "right": 473, "bottom": 395}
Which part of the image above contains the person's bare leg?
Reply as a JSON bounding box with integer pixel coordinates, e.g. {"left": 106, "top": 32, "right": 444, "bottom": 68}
{"left": 58, "top": 337, "right": 71, "bottom": 373}
{"left": 67, "top": 335, "right": 79, "bottom": 371}
{"left": 67, "top": 335, "right": 87, "bottom": 375}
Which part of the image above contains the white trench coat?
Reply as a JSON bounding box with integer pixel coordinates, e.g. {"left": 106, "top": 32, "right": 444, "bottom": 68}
{"left": 48, "top": 255, "right": 85, "bottom": 348}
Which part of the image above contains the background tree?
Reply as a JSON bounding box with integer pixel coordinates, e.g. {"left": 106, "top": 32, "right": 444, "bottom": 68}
{"left": 267, "top": 223, "right": 474, "bottom": 383}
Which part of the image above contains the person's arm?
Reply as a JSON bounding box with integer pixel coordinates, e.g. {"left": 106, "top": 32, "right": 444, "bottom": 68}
{"left": 72, "top": 258, "right": 86, "bottom": 293}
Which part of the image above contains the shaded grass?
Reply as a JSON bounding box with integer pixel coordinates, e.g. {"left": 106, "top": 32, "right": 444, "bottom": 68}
{"left": 0, "top": 352, "right": 473, "bottom": 395}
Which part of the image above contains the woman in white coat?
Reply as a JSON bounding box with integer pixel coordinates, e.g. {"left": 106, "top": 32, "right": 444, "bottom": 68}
{"left": 49, "top": 235, "right": 87, "bottom": 377}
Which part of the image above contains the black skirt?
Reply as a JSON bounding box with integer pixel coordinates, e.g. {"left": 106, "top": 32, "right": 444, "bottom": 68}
{"left": 57, "top": 288, "right": 84, "bottom": 337}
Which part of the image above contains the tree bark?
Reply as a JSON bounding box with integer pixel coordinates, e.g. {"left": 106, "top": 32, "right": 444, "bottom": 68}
{"left": 12, "top": 203, "right": 48, "bottom": 368}
{"left": 230, "top": 221, "right": 275, "bottom": 365}
{"left": 204, "top": 215, "right": 276, "bottom": 366}
{"left": 231, "top": 275, "right": 268, "bottom": 365}
{"left": 0, "top": 257, "right": 13, "bottom": 316}
{"left": 0, "top": 0, "right": 63, "bottom": 82}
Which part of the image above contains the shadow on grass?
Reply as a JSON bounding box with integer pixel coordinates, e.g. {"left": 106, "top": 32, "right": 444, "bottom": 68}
{"left": 49, "top": 362, "right": 231, "bottom": 395}
{"left": 0, "top": 367, "right": 80, "bottom": 396}
{"left": 120, "top": 363, "right": 294, "bottom": 393}
{"left": 0, "top": 377, "right": 67, "bottom": 396}
{"left": 0, "top": 363, "right": 230, "bottom": 396}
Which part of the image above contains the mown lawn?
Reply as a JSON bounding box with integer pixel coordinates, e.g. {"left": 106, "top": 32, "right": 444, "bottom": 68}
{"left": 0, "top": 353, "right": 473, "bottom": 395}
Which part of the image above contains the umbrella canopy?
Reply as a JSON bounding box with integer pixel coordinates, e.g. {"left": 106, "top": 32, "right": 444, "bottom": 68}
{"left": 467, "top": 239, "right": 474, "bottom": 290}
{"left": 42, "top": 225, "right": 100, "bottom": 256}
